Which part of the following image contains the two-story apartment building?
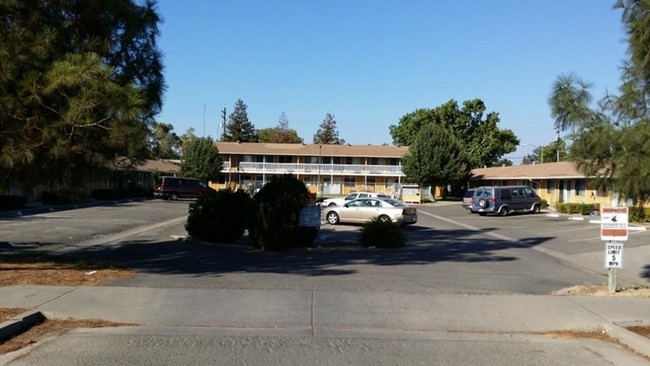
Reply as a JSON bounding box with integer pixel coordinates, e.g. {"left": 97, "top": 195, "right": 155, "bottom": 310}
{"left": 211, "top": 142, "right": 409, "bottom": 197}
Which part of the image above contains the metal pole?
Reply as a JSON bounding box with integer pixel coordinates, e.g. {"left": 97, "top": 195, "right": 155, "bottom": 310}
{"left": 608, "top": 268, "right": 617, "bottom": 294}
{"left": 556, "top": 127, "right": 560, "bottom": 162}
{"left": 317, "top": 145, "right": 322, "bottom": 196}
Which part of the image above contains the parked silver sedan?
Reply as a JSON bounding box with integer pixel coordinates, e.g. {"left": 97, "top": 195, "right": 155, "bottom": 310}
{"left": 324, "top": 198, "right": 418, "bottom": 225}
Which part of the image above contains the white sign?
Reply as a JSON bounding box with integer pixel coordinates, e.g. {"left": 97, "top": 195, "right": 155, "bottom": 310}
{"left": 604, "top": 242, "right": 623, "bottom": 269}
{"left": 600, "top": 207, "right": 628, "bottom": 241}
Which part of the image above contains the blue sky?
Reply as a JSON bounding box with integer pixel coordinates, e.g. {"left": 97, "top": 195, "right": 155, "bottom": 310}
{"left": 155, "top": 1, "right": 628, "bottom": 163}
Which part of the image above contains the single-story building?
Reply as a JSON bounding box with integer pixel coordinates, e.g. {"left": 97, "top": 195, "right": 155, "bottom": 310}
{"left": 470, "top": 161, "right": 616, "bottom": 207}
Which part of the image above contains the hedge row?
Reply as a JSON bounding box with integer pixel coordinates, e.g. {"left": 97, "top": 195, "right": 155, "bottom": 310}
{"left": 629, "top": 206, "right": 649, "bottom": 223}
{"left": 555, "top": 203, "right": 650, "bottom": 222}
{"left": 554, "top": 203, "right": 597, "bottom": 216}
{"left": 0, "top": 195, "right": 28, "bottom": 210}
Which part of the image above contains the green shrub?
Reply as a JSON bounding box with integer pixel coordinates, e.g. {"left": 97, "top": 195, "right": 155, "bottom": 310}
{"left": 629, "top": 206, "right": 649, "bottom": 223}
{"left": 540, "top": 199, "right": 549, "bottom": 209}
{"left": 41, "top": 191, "right": 59, "bottom": 204}
{"left": 0, "top": 195, "right": 28, "bottom": 210}
{"left": 92, "top": 189, "right": 125, "bottom": 200}
{"left": 186, "top": 189, "right": 252, "bottom": 243}
{"left": 56, "top": 189, "right": 86, "bottom": 204}
{"left": 360, "top": 218, "right": 405, "bottom": 248}
{"left": 554, "top": 203, "right": 596, "bottom": 215}
{"left": 250, "top": 174, "right": 312, "bottom": 251}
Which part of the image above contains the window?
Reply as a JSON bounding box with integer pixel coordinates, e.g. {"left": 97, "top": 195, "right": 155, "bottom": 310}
{"left": 547, "top": 180, "right": 555, "bottom": 194}
{"left": 255, "top": 155, "right": 265, "bottom": 163}
{"left": 344, "top": 177, "right": 356, "bottom": 188}
{"left": 575, "top": 179, "right": 585, "bottom": 196}
{"left": 524, "top": 187, "right": 538, "bottom": 198}
{"left": 278, "top": 155, "right": 292, "bottom": 163}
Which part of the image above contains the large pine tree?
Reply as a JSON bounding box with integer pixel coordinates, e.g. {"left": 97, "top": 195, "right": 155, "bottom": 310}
{"left": 0, "top": 0, "right": 164, "bottom": 188}
{"left": 223, "top": 99, "right": 257, "bottom": 142}
{"left": 313, "top": 113, "right": 345, "bottom": 144}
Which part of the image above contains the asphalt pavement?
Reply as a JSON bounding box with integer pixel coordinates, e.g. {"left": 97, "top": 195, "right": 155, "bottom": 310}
{"left": 1, "top": 200, "right": 650, "bottom": 364}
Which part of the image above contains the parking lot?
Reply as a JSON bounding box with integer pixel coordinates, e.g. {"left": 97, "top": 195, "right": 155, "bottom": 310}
{"left": 1, "top": 199, "right": 648, "bottom": 294}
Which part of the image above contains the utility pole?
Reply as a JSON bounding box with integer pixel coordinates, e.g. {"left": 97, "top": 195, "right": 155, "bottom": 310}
{"left": 221, "top": 106, "right": 227, "bottom": 141}
{"left": 556, "top": 126, "right": 561, "bottom": 162}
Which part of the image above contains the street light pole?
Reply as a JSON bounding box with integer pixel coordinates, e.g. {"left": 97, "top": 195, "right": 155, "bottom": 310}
{"left": 317, "top": 144, "right": 322, "bottom": 196}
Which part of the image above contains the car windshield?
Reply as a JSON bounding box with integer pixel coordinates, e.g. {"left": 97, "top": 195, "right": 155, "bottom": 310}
{"left": 381, "top": 198, "right": 404, "bottom": 207}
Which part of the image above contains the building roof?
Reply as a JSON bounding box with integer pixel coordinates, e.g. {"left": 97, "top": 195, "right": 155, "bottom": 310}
{"left": 215, "top": 142, "right": 409, "bottom": 158}
{"left": 137, "top": 159, "right": 180, "bottom": 174}
{"left": 111, "top": 158, "right": 180, "bottom": 174}
{"left": 471, "top": 161, "right": 590, "bottom": 180}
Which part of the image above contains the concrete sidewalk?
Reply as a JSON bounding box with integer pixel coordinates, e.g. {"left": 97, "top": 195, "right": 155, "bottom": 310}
{"left": 1, "top": 285, "right": 650, "bottom": 358}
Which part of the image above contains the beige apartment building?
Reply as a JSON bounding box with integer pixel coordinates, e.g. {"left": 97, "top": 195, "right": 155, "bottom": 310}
{"left": 211, "top": 142, "right": 409, "bottom": 197}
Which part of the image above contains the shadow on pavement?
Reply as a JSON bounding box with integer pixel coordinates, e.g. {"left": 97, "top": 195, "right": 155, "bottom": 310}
{"left": 60, "top": 224, "right": 554, "bottom": 278}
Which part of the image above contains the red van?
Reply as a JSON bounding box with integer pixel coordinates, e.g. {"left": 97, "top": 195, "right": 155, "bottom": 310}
{"left": 153, "top": 176, "right": 214, "bottom": 200}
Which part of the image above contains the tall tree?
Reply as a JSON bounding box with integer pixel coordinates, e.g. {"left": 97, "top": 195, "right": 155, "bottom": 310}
{"left": 223, "top": 99, "right": 256, "bottom": 142}
{"left": 180, "top": 137, "right": 223, "bottom": 181}
{"left": 521, "top": 140, "right": 568, "bottom": 165}
{"left": 546, "top": 1, "right": 650, "bottom": 205}
{"left": 0, "top": 0, "right": 164, "bottom": 189}
{"left": 389, "top": 99, "right": 519, "bottom": 168}
{"left": 313, "top": 113, "right": 345, "bottom": 144}
{"left": 401, "top": 124, "right": 471, "bottom": 190}
{"left": 257, "top": 112, "right": 304, "bottom": 143}
{"left": 149, "top": 122, "right": 181, "bottom": 159}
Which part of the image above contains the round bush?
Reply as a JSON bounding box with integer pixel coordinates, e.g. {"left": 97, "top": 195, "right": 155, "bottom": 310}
{"left": 186, "top": 189, "right": 252, "bottom": 243}
{"left": 360, "top": 218, "right": 405, "bottom": 248}
{"left": 250, "top": 174, "right": 312, "bottom": 251}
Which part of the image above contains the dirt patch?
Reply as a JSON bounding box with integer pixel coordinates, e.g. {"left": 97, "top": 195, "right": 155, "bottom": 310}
{"left": 0, "top": 255, "right": 135, "bottom": 355}
{"left": 0, "top": 261, "right": 133, "bottom": 287}
{"left": 0, "top": 308, "right": 27, "bottom": 322}
{"left": 552, "top": 285, "right": 650, "bottom": 298}
{"left": 0, "top": 316, "right": 135, "bottom": 355}
{"left": 551, "top": 285, "right": 650, "bottom": 353}
{"left": 543, "top": 329, "right": 650, "bottom": 361}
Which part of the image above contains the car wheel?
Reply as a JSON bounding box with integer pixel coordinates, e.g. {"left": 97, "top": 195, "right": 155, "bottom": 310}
{"left": 478, "top": 198, "right": 489, "bottom": 209}
{"left": 532, "top": 204, "right": 540, "bottom": 214}
{"left": 169, "top": 193, "right": 179, "bottom": 201}
{"left": 378, "top": 215, "right": 391, "bottom": 224}
{"left": 326, "top": 211, "right": 340, "bottom": 225}
{"left": 498, "top": 206, "right": 508, "bottom": 216}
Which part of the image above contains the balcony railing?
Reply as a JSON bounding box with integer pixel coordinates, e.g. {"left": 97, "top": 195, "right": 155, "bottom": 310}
{"left": 225, "top": 162, "right": 405, "bottom": 177}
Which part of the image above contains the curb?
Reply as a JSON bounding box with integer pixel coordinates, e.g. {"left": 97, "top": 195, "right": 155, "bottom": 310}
{"left": 607, "top": 322, "right": 650, "bottom": 359}
{"left": 0, "top": 310, "right": 45, "bottom": 342}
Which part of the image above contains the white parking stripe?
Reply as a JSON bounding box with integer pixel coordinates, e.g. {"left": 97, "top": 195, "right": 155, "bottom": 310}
{"left": 418, "top": 211, "right": 517, "bottom": 243}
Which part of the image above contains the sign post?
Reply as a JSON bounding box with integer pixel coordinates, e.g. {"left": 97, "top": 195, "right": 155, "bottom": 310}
{"left": 601, "top": 207, "right": 628, "bottom": 294}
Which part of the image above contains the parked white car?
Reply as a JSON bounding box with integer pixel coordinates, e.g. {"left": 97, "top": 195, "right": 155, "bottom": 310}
{"left": 324, "top": 197, "right": 418, "bottom": 225}
{"left": 322, "top": 192, "right": 390, "bottom": 207}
